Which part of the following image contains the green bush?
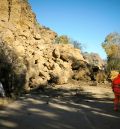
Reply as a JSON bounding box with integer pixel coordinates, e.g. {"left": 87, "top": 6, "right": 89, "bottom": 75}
{"left": 54, "top": 35, "right": 83, "bottom": 51}
{"left": 54, "top": 35, "right": 70, "bottom": 44}
{"left": 0, "top": 41, "right": 27, "bottom": 97}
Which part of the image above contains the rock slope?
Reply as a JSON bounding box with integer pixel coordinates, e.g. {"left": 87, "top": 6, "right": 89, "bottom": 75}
{"left": 0, "top": 0, "right": 85, "bottom": 95}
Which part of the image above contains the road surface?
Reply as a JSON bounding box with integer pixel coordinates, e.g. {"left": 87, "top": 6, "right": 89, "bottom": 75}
{"left": 0, "top": 84, "right": 120, "bottom": 129}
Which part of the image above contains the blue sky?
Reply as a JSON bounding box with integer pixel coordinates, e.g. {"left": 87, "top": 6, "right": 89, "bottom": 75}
{"left": 29, "top": 0, "right": 120, "bottom": 59}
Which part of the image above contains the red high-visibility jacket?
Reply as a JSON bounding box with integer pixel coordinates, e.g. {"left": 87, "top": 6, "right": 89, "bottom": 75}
{"left": 112, "top": 74, "right": 120, "bottom": 95}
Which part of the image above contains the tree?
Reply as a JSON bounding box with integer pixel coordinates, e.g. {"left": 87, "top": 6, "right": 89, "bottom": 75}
{"left": 102, "top": 32, "right": 120, "bottom": 72}
{"left": 102, "top": 32, "right": 120, "bottom": 57}
{"left": 71, "top": 40, "right": 83, "bottom": 50}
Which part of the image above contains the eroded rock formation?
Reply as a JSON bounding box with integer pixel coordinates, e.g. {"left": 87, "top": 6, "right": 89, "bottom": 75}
{"left": 0, "top": 0, "right": 86, "bottom": 95}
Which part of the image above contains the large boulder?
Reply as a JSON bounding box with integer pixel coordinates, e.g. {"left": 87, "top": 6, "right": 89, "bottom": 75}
{"left": 58, "top": 44, "right": 85, "bottom": 62}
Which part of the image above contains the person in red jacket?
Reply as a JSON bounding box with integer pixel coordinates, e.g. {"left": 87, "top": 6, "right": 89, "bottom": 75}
{"left": 112, "top": 73, "right": 120, "bottom": 111}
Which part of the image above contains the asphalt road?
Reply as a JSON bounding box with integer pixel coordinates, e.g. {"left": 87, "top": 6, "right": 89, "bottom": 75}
{"left": 0, "top": 86, "right": 120, "bottom": 129}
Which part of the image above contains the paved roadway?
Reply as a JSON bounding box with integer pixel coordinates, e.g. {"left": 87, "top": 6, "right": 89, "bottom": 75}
{"left": 0, "top": 87, "right": 120, "bottom": 129}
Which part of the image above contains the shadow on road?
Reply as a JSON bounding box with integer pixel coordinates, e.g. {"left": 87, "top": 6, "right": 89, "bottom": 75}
{"left": 0, "top": 85, "right": 120, "bottom": 129}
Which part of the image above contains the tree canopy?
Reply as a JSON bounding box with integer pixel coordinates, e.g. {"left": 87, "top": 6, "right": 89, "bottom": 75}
{"left": 102, "top": 32, "right": 120, "bottom": 72}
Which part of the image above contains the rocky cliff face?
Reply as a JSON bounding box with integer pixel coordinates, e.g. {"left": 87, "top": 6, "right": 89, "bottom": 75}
{"left": 0, "top": 0, "right": 85, "bottom": 95}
